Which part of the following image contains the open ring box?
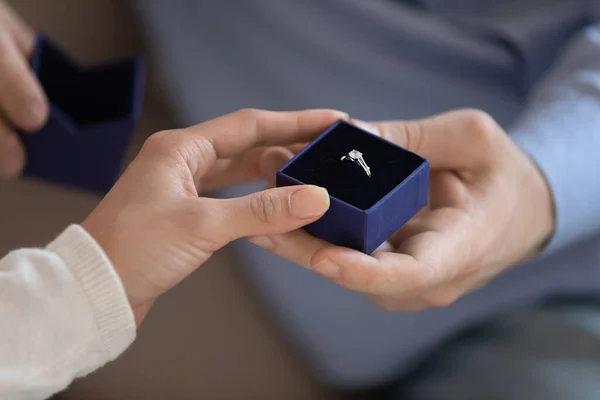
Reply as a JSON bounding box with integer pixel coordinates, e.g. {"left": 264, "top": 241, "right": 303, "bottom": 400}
{"left": 276, "top": 120, "right": 429, "bottom": 254}
{"left": 18, "top": 34, "right": 145, "bottom": 194}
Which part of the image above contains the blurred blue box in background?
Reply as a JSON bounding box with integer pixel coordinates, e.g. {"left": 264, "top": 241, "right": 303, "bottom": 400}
{"left": 19, "top": 34, "right": 144, "bottom": 194}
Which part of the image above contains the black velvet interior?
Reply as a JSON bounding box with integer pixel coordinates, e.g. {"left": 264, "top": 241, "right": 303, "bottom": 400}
{"left": 283, "top": 121, "right": 425, "bottom": 210}
{"left": 38, "top": 43, "right": 136, "bottom": 126}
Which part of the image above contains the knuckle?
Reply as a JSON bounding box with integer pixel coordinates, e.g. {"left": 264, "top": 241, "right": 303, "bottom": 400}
{"left": 249, "top": 191, "right": 285, "bottom": 224}
{"left": 142, "top": 130, "right": 216, "bottom": 177}
{"left": 235, "top": 108, "right": 266, "bottom": 141}
{"left": 143, "top": 130, "right": 204, "bottom": 159}
{"left": 234, "top": 108, "right": 265, "bottom": 130}
{"left": 142, "top": 130, "right": 178, "bottom": 156}
{"left": 388, "top": 120, "right": 424, "bottom": 153}
{"left": 462, "top": 109, "right": 499, "bottom": 145}
{"left": 187, "top": 135, "right": 215, "bottom": 167}
{"left": 236, "top": 108, "right": 262, "bottom": 119}
{"left": 403, "top": 120, "right": 425, "bottom": 153}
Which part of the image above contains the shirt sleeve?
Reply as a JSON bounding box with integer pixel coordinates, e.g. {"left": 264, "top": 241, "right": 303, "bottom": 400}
{"left": 0, "top": 225, "right": 136, "bottom": 400}
{"left": 510, "top": 23, "right": 600, "bottom": 255}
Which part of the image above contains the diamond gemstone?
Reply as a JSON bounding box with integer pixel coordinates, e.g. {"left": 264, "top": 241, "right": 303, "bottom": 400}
{"left": 348, "top": 150, "right": 362, "bottom": 159}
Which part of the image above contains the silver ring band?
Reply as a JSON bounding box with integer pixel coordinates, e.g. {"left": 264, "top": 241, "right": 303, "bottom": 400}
{"left": 341, "top": 149, "right": 371, "bottom": 178}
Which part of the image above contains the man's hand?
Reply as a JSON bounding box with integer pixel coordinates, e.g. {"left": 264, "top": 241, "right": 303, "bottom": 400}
{"left": 0, "top": 0, "right": 48, "bottom": 178}
{"left": 252, "top": 109, "right": 556, "bottom": 311}
{"left": 81, "top": 109, "right": 346, "bottom": 325}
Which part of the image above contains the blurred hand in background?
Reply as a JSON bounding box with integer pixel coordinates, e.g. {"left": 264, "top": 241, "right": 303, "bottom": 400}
{"left": 0, "top": 0, "right": 48, "bottom": 179}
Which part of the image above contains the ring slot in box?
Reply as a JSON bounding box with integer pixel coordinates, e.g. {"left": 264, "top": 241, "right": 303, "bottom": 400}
{"left": 19, "top": 34, "right": 144, "bottom": 194}
{"left": 277, "top": 120, "right": 429, "bottom": 254}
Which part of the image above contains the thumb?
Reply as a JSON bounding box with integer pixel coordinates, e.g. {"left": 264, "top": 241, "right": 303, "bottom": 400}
{"left": 370, "top": 109, "right": 503, "bottom": 170}
{"left": 205, "top": 185, "right": 330, "bottom": 243}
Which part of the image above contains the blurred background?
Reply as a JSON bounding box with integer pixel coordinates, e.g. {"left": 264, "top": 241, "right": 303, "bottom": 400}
{"left": 3, "top": 1, "right": 598, "bottom": 399}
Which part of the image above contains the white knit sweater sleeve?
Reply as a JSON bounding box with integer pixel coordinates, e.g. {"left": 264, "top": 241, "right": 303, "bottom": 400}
{"left": 0, "top": 225, "right": 136, "bottom": 400}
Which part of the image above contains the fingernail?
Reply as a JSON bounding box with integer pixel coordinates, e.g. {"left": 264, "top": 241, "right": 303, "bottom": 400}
{"left": 313, "top": 259, "right": 340, "bottom": 279}
{"left": 290, "top": 186, "right": 330, "bottom": 219}
{"left": 353, "top": 120, "right": 380, "bottom": 136}
{"left": 247, "top": 235, "right": 274, "bottom": 250}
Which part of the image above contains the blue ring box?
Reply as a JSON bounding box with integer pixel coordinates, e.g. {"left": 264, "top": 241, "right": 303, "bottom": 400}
{"left": 19, "top": 34, "right": 145, "bottom": 194}
{"left": 277, "top": 120, "right": 429, "bottom": 254}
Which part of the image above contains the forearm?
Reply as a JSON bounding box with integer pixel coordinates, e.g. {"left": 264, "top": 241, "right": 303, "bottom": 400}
{"left": 0, "top": 226, "right": 135, "bottom": 399}
{"left": 511, "top": 24, "right": 600, "bottom": 254}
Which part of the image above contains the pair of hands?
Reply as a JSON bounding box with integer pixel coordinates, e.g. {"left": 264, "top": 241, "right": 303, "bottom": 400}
{"left": 81, "top": 108, "right": 554, "bottom": 325}
{"left": 0, "top": 1, "right": 555, "bottom": 325}
{"left": 253, "top": 110, "right": 555, "bottom": 311}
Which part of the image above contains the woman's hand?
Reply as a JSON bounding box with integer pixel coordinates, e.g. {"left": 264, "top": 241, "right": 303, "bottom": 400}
{"left": 82, "top": 108, "right": 346, "bottom": 325}
{"left": 252, "top": 109, "right": 555, "bottom": 311}
{"left": 0, "top": 0, "right": 48, "bottom": 178}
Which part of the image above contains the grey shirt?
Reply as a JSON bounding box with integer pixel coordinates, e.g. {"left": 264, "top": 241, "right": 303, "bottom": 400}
{"left": 135, "top": 0, "right": 600, "bottom": 387}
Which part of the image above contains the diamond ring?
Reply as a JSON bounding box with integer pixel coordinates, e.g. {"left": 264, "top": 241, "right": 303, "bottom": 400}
{"left": 341, "top": 149, "right": 371, "bottom": 178}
